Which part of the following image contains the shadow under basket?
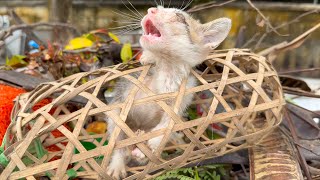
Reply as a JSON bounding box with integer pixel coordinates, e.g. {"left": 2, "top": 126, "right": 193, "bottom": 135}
{"left": 0, "top": 49, "right": 285, "bottom": 179}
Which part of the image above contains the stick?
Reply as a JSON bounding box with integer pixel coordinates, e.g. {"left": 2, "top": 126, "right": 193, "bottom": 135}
{"left": 8, "top": 9, "right": 45, "bottom": 46}
{"left": 253, "top": 9, "right": 319, "bottom": 49}
{"left": 187, "top": 0, "right": 237, "bottom": 13}
{"left": 246, "top": 0, "right": 285, "bottom": 36}
{"left": 284, "top": 108, "right": 312, "bottom": 180}
{"left": 259, "top": 22, "right": 320, "bottom": 57}
{"left": 0, "top": 22, "right": 80, "bottom": 43}
{"left": 279, "top": 68, "right": 320, "bottom": 74}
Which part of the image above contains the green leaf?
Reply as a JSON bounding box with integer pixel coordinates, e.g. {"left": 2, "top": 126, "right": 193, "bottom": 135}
{"left": 66, "top": 169, "right": 77, "bottom": 179}
{"left": 108, "top": 32, "right": 120, "bottom": 43}
{"left": 6, "top": 55, "right": 27, "bottom": 67}
{"left": 83, "top": 33, "right": 98, "bottom": 42}
{"left": 0, "top": 153, "right": 9, "bottom": 166}
{"left": 218, "top": 166, "right": 227, "bottom": 176}
{"left": 194, "top": 167, "right": 200, "bottom": 180}
{"left": 187, "top": 107, "right": 198, "bottom": 120}
{"left": 206, "top": 129, "right": 221, "bottom": 140}
{"left": 34, "top": 137, "right": 47, "bottom": 159}
{"left": 205, "top": 164, "right": 224, "bottom": 169}
{"left": 74, "top": 141, "right": 96, "bottom": 154}
{"left": 183, "top": 168, "right": 188, "bottom": 174}
{"left": 120, "top": 43, "right": 132, "bottom": 63}
{"left": 214, "top": 175, "right": 220, "bottom": 180}
{"left": 81, "top": 77, "right": 88, "bottom": 84}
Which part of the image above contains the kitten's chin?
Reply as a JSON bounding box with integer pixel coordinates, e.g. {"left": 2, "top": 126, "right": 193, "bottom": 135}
{"left": 141, "top": 34, "right": 161, "bottom": 43}
{"left": 139, "top": 37, "right": 162, "bottom": 52}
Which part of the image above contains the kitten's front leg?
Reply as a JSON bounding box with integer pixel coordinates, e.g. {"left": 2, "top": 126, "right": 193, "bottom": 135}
{"left": 132, "top": 116, "right": 187, "bottom": 162}
{"left": 107, "top": 148, "right": 127, "bottom": 180}
{"left": 131, "top": 115, "right": 170, "bottom": 160}
{"left": 105, "top": 111, "right": 128, "bottom": 179}
{"left": 148, "top": 114, "right": 170, "bottom": 152}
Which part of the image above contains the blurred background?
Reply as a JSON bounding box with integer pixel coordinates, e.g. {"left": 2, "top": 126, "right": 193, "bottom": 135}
{"left": 0, "top": 1, "right": 319, "bottom": 179}
{"left": 0, "top": 0, "right": 319, "bottom": 76}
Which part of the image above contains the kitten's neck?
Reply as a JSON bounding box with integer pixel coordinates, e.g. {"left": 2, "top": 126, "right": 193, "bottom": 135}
{"left": 149, "top": 53, "right": 192, "bottom": 93}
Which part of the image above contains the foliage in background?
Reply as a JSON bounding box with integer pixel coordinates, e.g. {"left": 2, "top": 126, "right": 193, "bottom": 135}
{"left": 155, "top": 164, "right": 228, "bottom": 180}
{"left": 2, "top": 28, "right": 133, "bottom": 80}
{"left": 5, "top": 55, "right": 27, "bottom": 67}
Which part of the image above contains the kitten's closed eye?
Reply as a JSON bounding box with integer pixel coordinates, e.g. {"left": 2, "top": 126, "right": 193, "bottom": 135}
{"left": 175, "top": 13, "right": 188, "bottom": 25}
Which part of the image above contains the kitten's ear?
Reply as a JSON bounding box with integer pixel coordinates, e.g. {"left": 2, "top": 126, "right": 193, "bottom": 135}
{"left": 202, "top": 18, "right": 231, "bottom": 49}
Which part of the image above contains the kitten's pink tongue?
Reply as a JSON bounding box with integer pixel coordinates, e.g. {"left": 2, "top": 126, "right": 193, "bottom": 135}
{"left": 145, "top": 20, "right": 161, "bottom": 37}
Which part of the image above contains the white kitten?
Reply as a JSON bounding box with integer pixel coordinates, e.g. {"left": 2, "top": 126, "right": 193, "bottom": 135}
{"left": 106, "top": 6, "right": 231, "bottom": 179}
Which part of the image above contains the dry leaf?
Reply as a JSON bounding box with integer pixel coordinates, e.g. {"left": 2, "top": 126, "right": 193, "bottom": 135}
{"left": 27, "top": 60, "right": 39, "bottom": 70}
{"left": 23, "top": 69, "right": 41, "bottom": 77}
{"left": 280, "top": 75, "right": 311, "bottom": 92}
{"left": 86, "top": 121, "right": 107, "bottom": 134}
{"left": 257, "top": 19, "right": 265, "bottom": 27}
{"left": 44, "top": 54, "right": 51, "bottom": 60}
{"left": 256, "top": 15, "right": 265, "bottom": 27}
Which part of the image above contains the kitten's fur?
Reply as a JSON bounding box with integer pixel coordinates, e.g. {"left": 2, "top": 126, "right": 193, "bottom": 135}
{"left": 106, "top": 6, "right": 231, "bottom": 179}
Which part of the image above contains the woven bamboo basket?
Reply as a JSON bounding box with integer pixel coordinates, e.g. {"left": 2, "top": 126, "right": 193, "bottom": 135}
{"left": 0, "top": 49, "right": 284, "bottom": 180}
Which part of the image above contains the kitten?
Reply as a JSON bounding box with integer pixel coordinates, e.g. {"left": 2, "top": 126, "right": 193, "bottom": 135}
{"left": 106, "top": 6, "right": 231, "bottom": 179}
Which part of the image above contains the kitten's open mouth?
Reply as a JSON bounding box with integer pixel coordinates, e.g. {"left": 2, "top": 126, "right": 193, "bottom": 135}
{"left": 143, "top": 19, "right": 161, "bottom": 38}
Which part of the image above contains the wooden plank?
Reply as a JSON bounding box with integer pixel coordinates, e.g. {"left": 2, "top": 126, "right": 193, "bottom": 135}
{"left": 0, "top": 0, "right": 185, "bottom": 7}
{"left": 249, "top": 128, "right": 303, "bottom": 180}
{"left": 224, "top": 2, "right": 320, "bottom": 12}
{"left": 0, "top": 70, "right": 49, "bottom": 90}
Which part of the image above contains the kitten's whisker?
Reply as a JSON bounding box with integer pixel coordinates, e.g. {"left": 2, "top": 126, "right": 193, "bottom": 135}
{"left": 112, "top": 24, "right": 141, "bottom": 29}
{"left": 115, "top": 26, "right": 141, "bottom": 36}
{"left": 121, "top": 0, "right": 142, "bottom": 19}
{"left": 182, "top": 0, "right": 193, "bottom": 10}
{"left": 112, "top": 10, "right": 141, "bottom": 22}
{"left": 167, "top": 0, "right": 172, "bottom": 8}
{"left": 113, "top": 8, "right": 140, "bottom": 18}
{"left": 110, "top": 23, "right": 141, "bottom": 29}
{"left": 116, "top": 28, "right": 134, "bottom": 35}
{"left": 109, "top": 24, "right": 141, "bottom": 30}
{"left": 126, "top": 0, "right": 144, "bottom": 18}
{"left": 154, "top": 0, "right": 159, "bottom": 7}
{"left": 112, "top": 10, "right": 139, "bottom": 21}
{"left": 125, "top": 27, "right": 141, "bottom": 33}
{"left": 112, "top": 20, "right": 141, "bottom": 24}
{"left": 180, "top": 0, "right": 186, "bottom": 10}
{"left": 115, "top": 29, "right": 138, "bottom": 36}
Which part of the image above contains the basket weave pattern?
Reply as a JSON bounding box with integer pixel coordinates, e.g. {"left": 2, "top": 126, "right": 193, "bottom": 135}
{"left": 1, "top": 49, "right": 284, "bottom": 179}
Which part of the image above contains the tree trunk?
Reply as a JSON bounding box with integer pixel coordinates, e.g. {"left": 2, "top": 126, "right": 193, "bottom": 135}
{"left": 48, "top": 0, "right": 73, "bottom": 44}
{"left": 48, "top": 0, "right": 72, "bottom": 23}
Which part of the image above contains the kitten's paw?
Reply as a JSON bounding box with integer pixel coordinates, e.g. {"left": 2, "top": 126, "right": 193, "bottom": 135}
{"left": 131, "top": 147, "right": 149, "bottom": 165}
{"left": 131, "top": 147, "right": 146, "bottom": 159}
{"left": 148, "top": 137, "right": 162, "bottom": 152}
{"left": 107, "top": 161, "right": 127, "bottom": 180}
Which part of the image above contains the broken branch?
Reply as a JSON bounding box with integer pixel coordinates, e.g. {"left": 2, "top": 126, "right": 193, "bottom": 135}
{"left": 0, "top": 22, "right": 80, "bottom": 44}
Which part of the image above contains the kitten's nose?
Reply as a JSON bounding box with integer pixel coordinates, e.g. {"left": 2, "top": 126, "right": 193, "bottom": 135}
{"left": 148, "top": 8, "right": 158, "bottom": 14}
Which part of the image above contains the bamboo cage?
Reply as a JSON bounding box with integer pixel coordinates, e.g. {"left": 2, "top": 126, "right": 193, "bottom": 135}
{"left": 0, "top": 49, "right": 285, "bottom": 179}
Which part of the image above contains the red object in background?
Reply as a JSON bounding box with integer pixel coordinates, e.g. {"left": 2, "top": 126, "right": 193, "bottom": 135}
{"left": 132, "top": 49, "right": 142, "bottom": 61}
{"left": 211, "top": 123, "right": 222, "bottom": 131}
{"left": 135, "top": 51, "right": 142, "bottom": 60}
{"left": 0, "top": 85, "right": 26, "bottom": 144}
{"left": 0, "top": 85, "right": 55, "bottom": 145}
{"left": 32, "top": 98, "right": 54, "bottom": 113}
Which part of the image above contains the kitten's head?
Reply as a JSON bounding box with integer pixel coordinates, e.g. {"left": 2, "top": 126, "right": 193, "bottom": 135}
{"left": 139, "top": 6, "right": 231, "bottom": 67}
